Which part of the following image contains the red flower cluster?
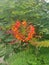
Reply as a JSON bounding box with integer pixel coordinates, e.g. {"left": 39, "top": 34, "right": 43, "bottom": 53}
{"left": 12, "top": 20, "right": 35, "bottom": 42}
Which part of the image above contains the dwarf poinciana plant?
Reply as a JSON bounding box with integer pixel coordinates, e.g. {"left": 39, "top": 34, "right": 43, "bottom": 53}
{"left": 8, "top": 20, "right": 49, "bottom": 48}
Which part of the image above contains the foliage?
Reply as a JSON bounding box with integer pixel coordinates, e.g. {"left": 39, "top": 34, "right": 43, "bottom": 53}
{"left": 0, "top": 0, "right": 49, "bottom": 65}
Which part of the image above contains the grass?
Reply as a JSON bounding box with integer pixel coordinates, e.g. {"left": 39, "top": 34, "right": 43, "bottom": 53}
{"left": 6, "top": 46, "right": 49, "bottom": 65}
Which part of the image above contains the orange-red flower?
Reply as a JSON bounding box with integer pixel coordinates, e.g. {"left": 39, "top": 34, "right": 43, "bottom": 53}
{"left": 15, "top": 20, "right": 21, "bottom": 28}
{"left": 11, "top": 20, "right": 35, "bottom": 42}
{"left": 22, "top": 20, "right": 27, "bottom": 27}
